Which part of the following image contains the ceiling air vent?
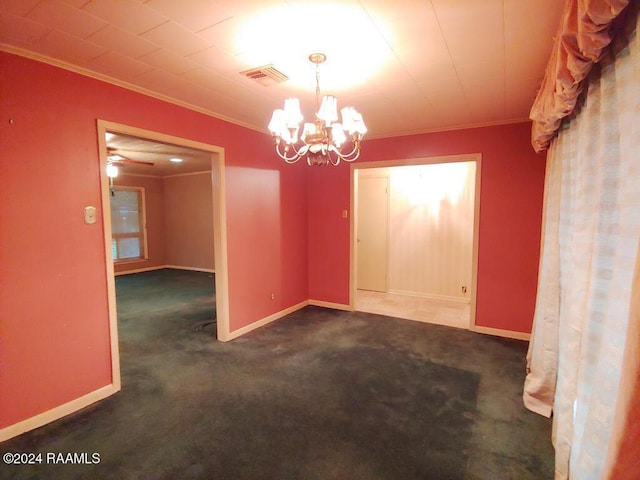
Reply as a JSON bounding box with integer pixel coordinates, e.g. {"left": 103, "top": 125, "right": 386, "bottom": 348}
{"left": 241, "top": 64, "right": 288, "bottom": 86}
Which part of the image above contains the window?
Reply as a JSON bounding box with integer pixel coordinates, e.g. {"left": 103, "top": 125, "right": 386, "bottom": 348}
{"left": 110, "top": 187, "right": 147, "bottom": 262}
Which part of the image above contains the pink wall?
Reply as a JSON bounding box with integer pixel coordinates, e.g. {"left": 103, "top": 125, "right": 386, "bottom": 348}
{"left": 0, "top": 52, "right": 308, "bottom": 430}
{"left": 113, "top": 174, "right": 166, "bottom": 273}
{"left": 307, "top": 123, "right": 545, "bottom": 334}
{"left": 308, "top": 166, "right": 351, "bottom": 304}
{"left": 164, "top": 173, "right": 215, "bottom": 270}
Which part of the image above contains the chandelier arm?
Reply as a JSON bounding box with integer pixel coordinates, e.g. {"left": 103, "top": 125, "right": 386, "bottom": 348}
{"left": 274, "top": 141, "right": 304, "bottom": 163}
{"left": 328, "top": 145, "right": 351, "bottom": 165}
{"left": 331, "top": 142, "right": 362, "bottom": 162}
{"left": 341, "top": 149, "right": 362, "bottom": 162}
{"left": 273, "top": 147, "right": 299, "bottom": 163}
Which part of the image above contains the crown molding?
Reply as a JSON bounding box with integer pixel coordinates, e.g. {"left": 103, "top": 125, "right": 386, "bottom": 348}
{"left": 0, "top": 44, "right": 267, "bottom": 135}
{"left": 365, "top": 117, "right": 532, "bottom": 140}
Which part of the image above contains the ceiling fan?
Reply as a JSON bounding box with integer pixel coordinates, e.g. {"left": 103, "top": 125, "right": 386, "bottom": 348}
{"left": 106, "top": 147, "right": 155, "bottom": 195}
{"left": 106, "top": 147, "right": 155, "bottom": 168}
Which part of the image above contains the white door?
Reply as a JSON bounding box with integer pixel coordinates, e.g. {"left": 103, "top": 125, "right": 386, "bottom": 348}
{"left": 357, "top": 176, "right": 389, "bottom": 292}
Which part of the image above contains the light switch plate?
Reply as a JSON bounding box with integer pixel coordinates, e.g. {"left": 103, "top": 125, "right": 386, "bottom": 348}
{"left": 84, "top": 206, "right": 97, "bottom": 224}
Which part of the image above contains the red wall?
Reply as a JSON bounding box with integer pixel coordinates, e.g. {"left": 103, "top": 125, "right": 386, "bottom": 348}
{"left": 0, "top": 52, "right": 308, "bottom": 429}
{"left": 307, "top": 123, "right": 545, "bottom": 333}
{"left": 307, "top": 166, "right": 352, "bottom": 304}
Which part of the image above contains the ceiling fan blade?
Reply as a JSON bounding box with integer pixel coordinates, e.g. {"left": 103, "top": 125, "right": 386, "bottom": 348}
{"left": 118, "top": 158, "right": 155, "bottom": 166}
{"left": 106, "top": 147, "right": 155, "bottom": 166}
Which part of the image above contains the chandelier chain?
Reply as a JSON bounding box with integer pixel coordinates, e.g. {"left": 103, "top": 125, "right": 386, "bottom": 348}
{"left": 315, "top": 62, "right": 321, "bottom": 111}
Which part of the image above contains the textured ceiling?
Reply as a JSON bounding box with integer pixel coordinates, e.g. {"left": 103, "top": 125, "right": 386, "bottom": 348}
{"left": 0, "top": 0, "right": 564, "bottom": 138}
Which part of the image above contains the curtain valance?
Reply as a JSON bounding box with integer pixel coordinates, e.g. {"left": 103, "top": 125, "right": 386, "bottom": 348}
{"left": 530, "top": 0, "right": 630, "bottom": 153}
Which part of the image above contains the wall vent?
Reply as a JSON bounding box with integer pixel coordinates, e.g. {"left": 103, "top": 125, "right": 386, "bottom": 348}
{"left": 240, "top": 64, "right": 288, "bottom": 86}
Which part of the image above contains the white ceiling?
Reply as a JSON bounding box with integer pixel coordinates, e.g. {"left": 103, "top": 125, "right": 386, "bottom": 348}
{"left": 0, "top": 0, "right": 565, "bottom": 138}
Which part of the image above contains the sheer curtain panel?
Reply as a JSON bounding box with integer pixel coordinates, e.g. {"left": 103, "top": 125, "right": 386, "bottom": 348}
{"left": 524, "top": 4, "right": 639, "bottom": 479}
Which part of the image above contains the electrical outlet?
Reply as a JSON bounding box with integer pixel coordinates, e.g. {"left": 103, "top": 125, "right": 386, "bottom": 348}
{"left": 461, "top": 286, "right": 467, "bottom": 294}
{"left": 271, "top": 293, "right": 275, "bottom": 300}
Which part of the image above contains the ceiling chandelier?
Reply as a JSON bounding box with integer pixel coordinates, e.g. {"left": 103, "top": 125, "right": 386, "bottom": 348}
{"left": 268, "top": 53, "right": 367, "bottom": 166}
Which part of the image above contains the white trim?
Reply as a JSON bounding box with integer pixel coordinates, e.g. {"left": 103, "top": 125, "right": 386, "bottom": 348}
{"left": 121, "top": 171, "right": 213, "bottom": 180}
{"left": 0, "top": 384, "right": 119, "bottom": 442}
{"left": 211, "top": 156, "right": 230, "bottom": 342}
{"left": 469, "top": 158, "right": 482, "bottom": 331}
{"left": 164, "top": 265, "right": 215, "bottom": 274}
{"left": 308, "top": 300, "right": 353, "bottom": 311}
{"left": 365, "top": 118, "right": 530, "bottom": 140}
{"left": 114, "top": 265, "right": 165, "bottom": 276}
{"left": 114, "top": 265, "right": 215, "bottom": 276}
{"left": 349, "top": 168, "right": 357, "bottom": 310}
{"left": 470, "top": 325, "right": 531, "bottom": 341}
{"left": 163, "top": 170, "right": 212, "bottom": 179}
{"left": 97, "top": 126, "right": 122, "bottom": 392}
{"left": 387, "top": 289, "right": 470, "bottom": 304}
{"left": 351, "top": 154, "right": 481, "bottom": 171}
{"left": 223, "top": 301, "right": 309, "bottom": 341}
{"left": 1, "top": 45, "right": 264, "bottom": 135}
{"left": 113, "top": 258, "right": 151, "bottom": 266}
{"left": 119, "top": 173, "right": 161, "bottom": 179}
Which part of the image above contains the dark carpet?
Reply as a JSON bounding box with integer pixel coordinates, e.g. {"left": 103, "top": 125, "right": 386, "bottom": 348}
{"left": 0, "top": 269, "right": 553, "bottom": 479}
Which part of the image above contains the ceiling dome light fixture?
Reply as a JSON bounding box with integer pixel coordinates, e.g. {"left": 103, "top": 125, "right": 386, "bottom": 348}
{"left": 106, "top": 162, "right": 119, "bottom": 196}
{"left": 106, "top": 163, "right": 119, "bottom": 178}
{"left": 268, "top": 53, "right": 367, "bottom": 166}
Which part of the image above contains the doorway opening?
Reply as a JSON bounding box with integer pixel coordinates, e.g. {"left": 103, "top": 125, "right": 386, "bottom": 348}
{"left": 97, "top": 120, "right": 230, "bottom": 390}
{"left": 350, "top": 154, "right": 481, "bottom": 330}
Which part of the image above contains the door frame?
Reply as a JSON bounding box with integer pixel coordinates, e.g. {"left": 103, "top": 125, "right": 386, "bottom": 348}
{"left": 97, "top": 120, "right": 231, "bottom": 391}
{"left": 349, "top": 153, "right": 482, "bottom": 330}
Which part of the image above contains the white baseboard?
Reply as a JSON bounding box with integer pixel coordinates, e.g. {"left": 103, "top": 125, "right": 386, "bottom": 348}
{"left": 387, "top": 289, "right": 470, "bottom": 304}
{"left": 222, "top": 299, "right": 352, "bottom": 341}
{"left": 164, "top": 265, "right": 215, "bottom": 274}
{"left": 115, "top": 265, "right": 215, "bottom": 276}
{"left": 471, "top": 325, "right": 531, "bottom": 341}
{"left": 308, "top": 300, "right": 353, "bottom": 311}
{"left": 114, "top": 265, "right": 165, "bottom": 276}
{"left": 0, "top": 383, "right": 119, "bottom": 443}
{"left": 221, "top": 300, "right": 309, "bottom": 342}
